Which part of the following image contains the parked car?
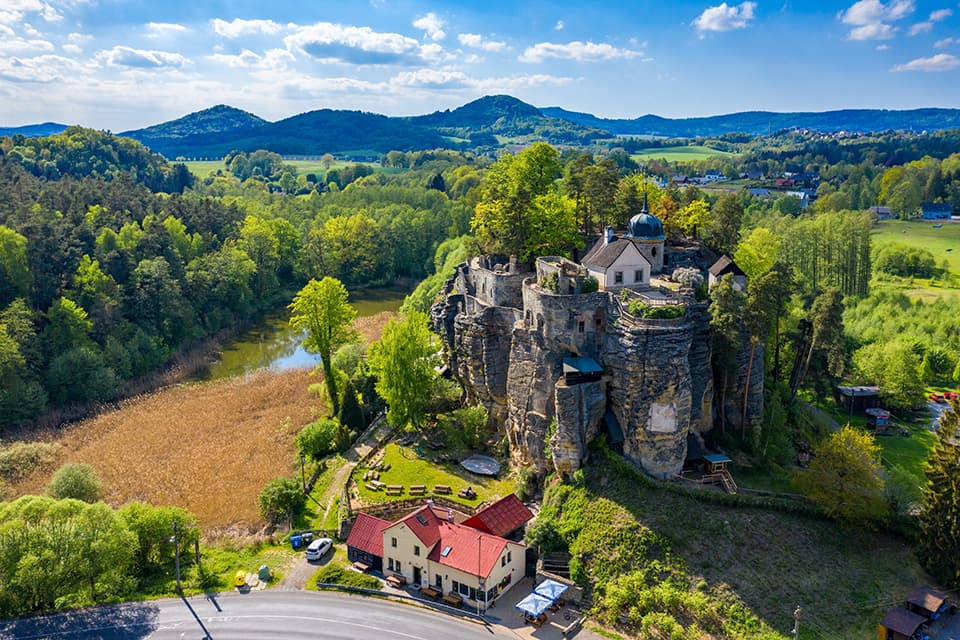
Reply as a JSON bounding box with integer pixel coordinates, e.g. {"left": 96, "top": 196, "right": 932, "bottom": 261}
{"left": 305, "top": 537, "right": 332, "bottom": 561}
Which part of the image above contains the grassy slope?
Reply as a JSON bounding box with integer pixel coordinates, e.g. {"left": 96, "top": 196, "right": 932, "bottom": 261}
{"left": 631, "top": 146, "right": 734, "bottom": 162}
{"left": 183, "top": 159, "right": 385, "bottom": 179}
{"left": 353, "top": 443, "right": 515, "bottom": 507}
{"left": 540, "top": 447, "right": 926, "bottom": 640}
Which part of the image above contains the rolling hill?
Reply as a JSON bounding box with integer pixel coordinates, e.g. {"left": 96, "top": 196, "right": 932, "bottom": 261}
{"left": 0, "top": 123, "right": 69, "bottom": 137}
{"left": 540, "top": 106, "right": 960, "bottom": 137}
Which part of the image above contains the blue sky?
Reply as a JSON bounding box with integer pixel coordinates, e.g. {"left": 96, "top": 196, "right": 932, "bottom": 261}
{"left": 1, "top": 0, "right": 959, "bottom": 130}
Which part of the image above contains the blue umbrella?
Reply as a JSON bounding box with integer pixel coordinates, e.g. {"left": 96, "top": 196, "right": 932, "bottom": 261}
{"left": 515, "top": 592, "right": 553, "bottom": 617}
{"left": 534, "top": 578, "right": 569, "bottom": 601}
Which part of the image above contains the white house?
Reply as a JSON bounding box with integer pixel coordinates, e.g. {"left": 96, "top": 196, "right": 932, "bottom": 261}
{"left": 581, "top": 230, "right": 653, "bottom": 290}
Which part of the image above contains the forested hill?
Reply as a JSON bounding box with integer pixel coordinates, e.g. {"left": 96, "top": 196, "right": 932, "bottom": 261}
{"left": 0, "top": 123, "right": 69, "bottom": 137}
{"left": 540, "top": 106, "right": 960, "bottom": 137}
{"left": 123, "top": 108, "right": 448, "bottom": 159}
{"left": 407, "top": 95, "right": 609, "bottom": 146}
{"left": 119, "top": 105, "right": 266, "bottom": 152}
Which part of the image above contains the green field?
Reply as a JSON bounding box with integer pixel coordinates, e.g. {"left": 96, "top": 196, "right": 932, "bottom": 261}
{"left": 872, "top": 219, "right": 960, "bottom": 274}
{"left": 183, "top": 159, "right": 386, "bottom": 179}
{"left": 631, "top": 145, "right": 734, "bottom": 162}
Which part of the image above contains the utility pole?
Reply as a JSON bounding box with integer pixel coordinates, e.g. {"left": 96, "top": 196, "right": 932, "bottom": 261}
{"left": 173, "top": 519, "right": 182, "bottom": 594}
{"left": 792, "top": 604, "right": 801, "bottom": 640}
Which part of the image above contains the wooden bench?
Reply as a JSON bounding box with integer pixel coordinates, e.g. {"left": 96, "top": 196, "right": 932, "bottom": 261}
{"left": 386, "top": 574, "right": 406, "bottom": 588}
{"left": 369, "top": 480, "right": 385, "bottom": 490}
{"left": 381, "top": 463, "right": 390, "bottom": 471}
{"left": 409, "top": 484, "right": 426, "bottom": 495}
{"left": 421, "top": 586, "right": 441, "bottom": 600}
{"left": 458, "top": 488, "right": 477, "bottom": 500}
{"left": 442, "top": 592, "right": 463, "bottom": 606}
{"left": 433, "top": 485, "right": 452, "bottom": 495}
{"left": 386, "top": 485, "right": 403, "bottom": 496}
{"left": 365, "top": 483, "right": 379, "bottom": 491}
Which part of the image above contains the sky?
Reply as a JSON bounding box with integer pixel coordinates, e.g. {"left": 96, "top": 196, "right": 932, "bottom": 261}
{"left": 1, "top": 0, "right": 960, "bottom": 130}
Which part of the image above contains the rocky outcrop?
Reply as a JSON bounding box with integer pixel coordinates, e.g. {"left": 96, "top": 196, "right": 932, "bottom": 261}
{"left": 551, "top": 379, "right": 606, "bottom": 474}
{"left": 687, "top": 303, "right": 714, "bottom": 435}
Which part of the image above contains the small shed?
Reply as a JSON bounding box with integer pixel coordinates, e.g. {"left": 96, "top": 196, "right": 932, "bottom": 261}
{"left": 708, "top": 256, "right": 747, "bottom": 292}
{"left": 878, "top": 608, "right": 928, "bottom": 640}
{"left": 562, "top": 357, "right": 603, "bottom": 385}
{"left": 906, "top": 585, "right": 950, "bottom": 618}
{"left": 835, "top": 385, "right": 880, "bottom": 412}
{"left": 703, "top": 453, "right": 732, "bottom": 475}
{"left": 921, "top": 202, "right": 952, "bottom": 220}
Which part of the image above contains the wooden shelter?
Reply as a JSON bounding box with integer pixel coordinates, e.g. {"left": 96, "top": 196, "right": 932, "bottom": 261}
{"left": 703, "top": 453, "right": 731, "bottom": 475}
{"left": 878, "top": 608, "right": 928, "bottom": 640}
{"left": 906, "top": 585, "right": 950, "bottom": 619}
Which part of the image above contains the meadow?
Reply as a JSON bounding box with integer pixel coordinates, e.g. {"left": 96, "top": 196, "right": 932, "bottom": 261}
{"left": 631, "top": 145, "right": 734, "bottom": 162}
{"left": 183, "top": 159, "right": 383, "bottom": 179}
{"left": 872, "top": 219, "right": 960, "bottom": 275}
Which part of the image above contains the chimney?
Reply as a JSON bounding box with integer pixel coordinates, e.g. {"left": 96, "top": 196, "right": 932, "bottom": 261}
{"left": 604, "top": 226, "right": 614, "bottom": 245}
{"left": 448, "top": 509, "right": 455, "bottom": 523}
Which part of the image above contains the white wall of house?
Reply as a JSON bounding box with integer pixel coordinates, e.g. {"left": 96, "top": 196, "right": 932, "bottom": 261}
{"left": 585, "top": 243, "right": 651, "bottom": 291}
{"left": 424, "top": 541, "right": 526, "bottom": 607}
{"left": 382, "top": 522, "right": 428, "bottom": 583}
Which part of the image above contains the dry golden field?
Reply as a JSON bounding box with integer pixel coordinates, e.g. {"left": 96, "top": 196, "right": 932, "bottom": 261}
{"left": 11, "top": 369, "right": 320, "bottom": 532}
{"left": 8, "top": 311, "right": 398, "bottom": 533}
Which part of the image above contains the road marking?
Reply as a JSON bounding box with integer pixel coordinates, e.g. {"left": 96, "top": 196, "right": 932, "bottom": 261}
{"left": 200, "top": 614, "right": 439, "bottom": 639}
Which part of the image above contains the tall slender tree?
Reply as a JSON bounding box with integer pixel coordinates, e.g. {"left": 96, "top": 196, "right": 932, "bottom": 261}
{"left": 289, "top": 277, "right": 358, "bottom": 417}
{"left": 918, "top": 398, "right": 960, "bottom": 586}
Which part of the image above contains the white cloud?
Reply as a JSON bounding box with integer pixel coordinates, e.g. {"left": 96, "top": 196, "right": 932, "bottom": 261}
{"left": 458, "top": 33, "right": 506, "bottom": 52}
{"left": 0, "top": 53, "right": 88, "bottom": 82}
{"left": 930, "top": 8, "right": 953, "bottom": 21}
{"left": 211, "top": 18, "right": 283, "bottom": 38}
{"left": 413, "top": 12, "right": 445, "bottom": 41}
{"left": 208, "top": 48, "right": 294, "bottom": 71}
{"left": 0, "top": 35, "right": 54, "bottom": 54}
{"left": 555, "top": 20, "right": 565, "bottom": 30}
{"left": 61, "top": 42, "right": 81, "bottom": 53}
{"left": 0, "top": 0, "right": 63, "bottom": 25}
{"left": 472, "top": 74, "right": 575, "bottom": 91}
{"left": 519, "top": 40, "right": 640, "bottom": 63}
{"left": 392, "top": 69, "right": 467, "bottom": 88}
{"left": 693, "top": 2, "right": 757, "bottom": 34}
{"left": 876, "top": 43, "right": 891, "bottom": 49}
{"left": 935, "top": 36, "right": 956, "bottom": 47}
{"left": 909, "top": 21, "right": 932, "bottom": 35}
{"left": 97, "top": 46, "right": 189, "bottom": 69}
{"left": 891, "top": 52, "right": 960, "bottom": 70}
{"left": 146, "top": 22, "right": 188, "bottom": 38}
{"left": 839, "top": 0, "right": 914, "bottom": 40}
{"left": 285, "top": 22, "right": 430, "bottom": 65}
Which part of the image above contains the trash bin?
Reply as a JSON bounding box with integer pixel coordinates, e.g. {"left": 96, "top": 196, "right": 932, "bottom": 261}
{"left": 258, "top": 565, "right": 271, "bottom": 582}
{"left": 301, "top": 532, "right": 314, "bottom": 544}
{"left": 290, "top": 534, "right": 303, "bottom": 549}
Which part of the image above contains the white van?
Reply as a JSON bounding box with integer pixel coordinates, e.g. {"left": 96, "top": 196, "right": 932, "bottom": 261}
{"left": 305, "top": 537, "right": 332, "bottom": 561}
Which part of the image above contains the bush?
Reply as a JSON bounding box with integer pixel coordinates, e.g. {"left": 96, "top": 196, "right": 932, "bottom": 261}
{"left": 258, "top": 477, "right": 306, "bottom": 527}
{"left": 437, "top": 405, "right": 487, "bottom": 451}
{"left": 0, "top": 441, "right": 61, "bottom": 483}
{"left": 47, "top": 462, "right": 103, "bottom": 503}
{"left": 296, "top": 418, "right": 342, "bottom": 461}
{"left": 315, "top": 563, "right": 382, "bottom": 590}
{"left": 581, "top": 276, "right": 599, "bottom": 293}
{"left": 540, "top": 272, "right": 559, "bottom": 293}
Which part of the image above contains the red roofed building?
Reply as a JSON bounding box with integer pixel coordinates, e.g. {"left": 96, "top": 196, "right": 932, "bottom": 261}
{"left": 463, "top": 494, "right": 533, "bottom": 538}
{"left": 378, "top": 502, "right": 526, "bottom": 609}
{"left": 345, "top": 512, "right": 389, "bottom": 572}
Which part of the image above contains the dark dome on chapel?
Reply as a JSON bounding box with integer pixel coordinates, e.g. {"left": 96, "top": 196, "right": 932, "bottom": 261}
{"left": 627, "top": 212, "right": 664, "bottom": 239}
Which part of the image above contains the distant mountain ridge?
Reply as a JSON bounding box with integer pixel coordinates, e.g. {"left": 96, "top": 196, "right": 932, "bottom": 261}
{"left": 10, "top": 96, "right": 960, "bottom": 157}
{"left": 0, "top": 122, "right": 69, "bottom": 137}
{"left": 540, "top": 106, "right": 960, "bottom": 137}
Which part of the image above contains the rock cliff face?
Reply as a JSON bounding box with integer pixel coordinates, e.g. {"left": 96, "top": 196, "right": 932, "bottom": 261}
{"left": 431, "top": 257, "right": 759, "bottom": 481}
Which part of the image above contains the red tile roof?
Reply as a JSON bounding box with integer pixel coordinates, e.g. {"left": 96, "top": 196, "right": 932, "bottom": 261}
{"left": 345, "top": 512, "right": 389, "bottom": 557}
{"left": 387, "top": 505, "right": 443, "bottom": 548}
{"left": 463, "top": 494, "right": 533, "bottom": 537}
{"left": 427, "top": 520, "right": 513, "bottom": 578}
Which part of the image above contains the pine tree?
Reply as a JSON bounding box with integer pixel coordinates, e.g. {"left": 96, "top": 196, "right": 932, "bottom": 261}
{"left": 918, "top": 398, "right": 960, "bottom": 587}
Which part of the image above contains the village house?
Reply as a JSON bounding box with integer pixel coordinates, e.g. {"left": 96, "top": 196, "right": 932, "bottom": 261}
{"left": 707, "top": 255, "right": 747, "bottom": 292}
{"left": 345, "top": 497, "right": 533, "bottom": 609}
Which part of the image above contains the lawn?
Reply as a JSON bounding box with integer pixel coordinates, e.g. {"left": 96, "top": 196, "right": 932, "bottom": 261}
{"left": 872, "top": 219, "right": 960, "bottom": 275}
{"left": 353, "top": 443, "right": 515, "bottom": 508}
{"left": 631, "top": 145, "right": 734, "bottom": 162}
{"left": 540, "top": 445, "right": 929, "bottom": 640}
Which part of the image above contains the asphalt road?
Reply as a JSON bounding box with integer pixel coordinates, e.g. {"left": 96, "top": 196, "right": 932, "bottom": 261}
{"left": 0, "top": 591, "right": 513, "bottom": 640}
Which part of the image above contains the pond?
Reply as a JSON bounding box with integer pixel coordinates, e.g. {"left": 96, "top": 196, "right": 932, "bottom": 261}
{"left": 193, "top": 287, "right": 409, "bottom": 382}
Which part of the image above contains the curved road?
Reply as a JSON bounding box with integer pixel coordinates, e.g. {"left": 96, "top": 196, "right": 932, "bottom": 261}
{"left": 0, "top": 591, "right": 515, "bottom": 640}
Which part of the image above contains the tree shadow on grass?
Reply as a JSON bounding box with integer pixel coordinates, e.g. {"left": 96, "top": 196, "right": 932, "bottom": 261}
{"left": 0, "top": 600, "right": 160, "bottom": 640}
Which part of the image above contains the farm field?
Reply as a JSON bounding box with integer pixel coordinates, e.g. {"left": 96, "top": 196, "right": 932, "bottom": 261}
{"left": 631, "top": 145, "right": 734, "bottom": 162}
{"left": 183, "top": 159, "right": 385, "bottom": 179}
{"left": 872, "top": 219, "right": 960, "bottom": 274}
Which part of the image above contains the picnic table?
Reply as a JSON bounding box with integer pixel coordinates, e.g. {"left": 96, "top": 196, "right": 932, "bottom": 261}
{"left": 386, "top": 574, "right": 407, "bottom": 588}
{"left": 410, "top": 484, "right": 426, "bottom": 495}
{"left": 433, "top": 484, "right": 452, "bottom": 495}
{"left": 386, "top": 484, "right": 403, "bottom": 496}
{"left": 421, "top": 586, "right": 441, "bottom": 600}
{"left": 443, "top": 592, "right": 463, "bottom": 606}
{"left": 458, "top": 487, "right": 477, "bottom": 499}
